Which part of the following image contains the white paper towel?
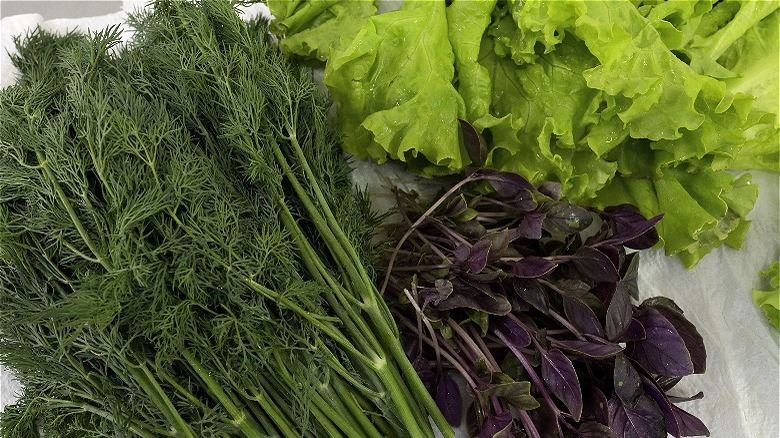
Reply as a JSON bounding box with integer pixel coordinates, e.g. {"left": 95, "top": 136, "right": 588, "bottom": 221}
{"left": 1, "top": 3, "right": 778, "bottom": 437}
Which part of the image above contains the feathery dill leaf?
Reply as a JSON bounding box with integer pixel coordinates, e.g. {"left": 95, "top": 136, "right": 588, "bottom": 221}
{"left": 0, "top": 1, "right": 452, "bottom": 437}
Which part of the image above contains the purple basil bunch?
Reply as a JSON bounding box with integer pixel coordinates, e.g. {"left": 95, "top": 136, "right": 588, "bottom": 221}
{"left": 382, "top": 163, "right": 709, "bottom": 438}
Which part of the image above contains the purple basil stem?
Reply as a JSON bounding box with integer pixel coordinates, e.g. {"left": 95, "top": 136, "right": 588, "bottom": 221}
{"left": 629, "top": 308, "right": 694, "bottom": 377}
{"left": 479, "top": 411, "right": 513, "bottom": 438}
{"left": 606, "top": 283, "right": 633, "bottom": 341}
{"left": 608, "top": 394, "right": 666, "bottom": 438}
{"left": 468, "top": 238, "right": 492, "bottom": 273}
{"left": 436, "top": 373, "right": 463, "bottom": 426}
{"left": 555, "top": 339, "right": 622, "bottom": 359}
{"left": 563, "top": 296, "right": 606, "bottom": 337}
{"left": 459, "top": 119, "right": 487, "bottom": 167}
{"left": 650, "top": 305, "right": 706, "bottom": 374}
{"left": 614, "top": 353, "right": 643, "bottom": 407}
{"left": 540, "top": 348, "right": 583, "bottom": 421}
{"left": 569, "top": 247, "right": 620, "bottom": 283}
{"left": 495, "top": 317, "right": 532, "bottom": 349}
{"left": 510, "top": 256, "right": 558, "bottom": 278}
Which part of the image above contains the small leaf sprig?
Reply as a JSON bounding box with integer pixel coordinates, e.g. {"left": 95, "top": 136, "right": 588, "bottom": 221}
{"left": 381, "top": 123, "right": 710, "bottom": 438}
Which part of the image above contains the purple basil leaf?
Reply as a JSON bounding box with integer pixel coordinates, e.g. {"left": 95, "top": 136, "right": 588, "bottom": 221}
{"left": 452, "top": 243, "right": 470, "bottom": 264}
{"left": 495, "top": 317, "right": 532, "bottom": 349}
{"left": 509, "top": 256, "right": 558, "bottom": 278}
{"left": 640, "top": 296, "right": 684, "bottom": 314}
{"left": 569, "top": 247, "right": 620, "bottom": 283}
{"left": 601, "top": 204, "right": 662, "bottom": 249}
{"left": 563, "top": 296, "right": 606, "bottom": 338}
{"left": 608, "top": 395, "right": 666, "bottom": 438}
{"left": 468, "top": 238, "right": 492, "bottom": 273}
{"left": 537, "top": 181, "right": 562, "bottom": 200}
{"left": 422, "top": 279, "right": 454, "bottom": 308}
{"left": 671, "top": 405, "right": 710, "bottom": 437}
{"left": 621, "top": 317, "right": 646, "bottom": 342}
{"left": 620, "top": 253, "right": 641, "bottom": 300}
{"left": 459, "top": 119, "right": 487, "bottom": 167}
{"left": 484, "top": 171, "right": 536, "bottom": 199}
{"left": 436, "top": 373, "right": 463, "bottom": 426}
{"left": 511, "top": 278, "right": 549, "bottom": 313}
{"left": 443, "top": 193, "right": 469, "bottom": 218}
{"left": 668, "top": 392, "right": 704, "bottom": 404}
{"left": 592, "top": 386, "right": 610, "bottom": 426}
{"left": 511, "top": 188, "right": 538, "bottom": 212}
{"left": 614, "top": 353, "right": 643, "bottom": 407}
{"left": 486, "top": 229, "right": 510, "bottom": 260}
{"left": 641, "top": 375, "right": 681, "bottom": 437}
{"left": 517, "top": 212, "right": 546, "bottom": 240}
{"left": 542, "top": 202, "right": 594, "bottom": 235}
{"left": 481, "top": 373, "right": 539, "bottom": 410}
{"left": 650, "top": 306, "right": 706, "bottom": 374}
{"left": 479, "top": 411, "right": 513, "bottom": 438}
{"left": 629, "top": 308, "right": 694, "bottom": 377}
{"left": 555, "top": 339, "right": 623, "bottom": 358}
{"left": 607, "top": 283, "right": 633, "bottom": 341}
{"left": 540, "top": 348, "right": 583, "bottom": 421}
{"left": 578, "top": 421, "right": 616, "bottom": 438}
{"left": 434, "top": 284, "right": 512, "bottom": 315}
{"left": 457, "top": 219, "right": 487, "bottom": 238}
{"left": 656, "top": 376, "right": 683, "bottom": 392}
{"left": 414, "top": 357, "right": 436, "bottom": 395}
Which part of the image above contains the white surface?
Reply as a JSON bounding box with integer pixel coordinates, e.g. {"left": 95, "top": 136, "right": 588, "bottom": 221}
{"left": 1, "top": 3, "right": 779, "bottom": 437}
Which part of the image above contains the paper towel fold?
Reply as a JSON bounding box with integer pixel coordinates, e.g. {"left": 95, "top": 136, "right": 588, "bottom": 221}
{"left": 0, "top": 3, "right": 777, "bottom": 437}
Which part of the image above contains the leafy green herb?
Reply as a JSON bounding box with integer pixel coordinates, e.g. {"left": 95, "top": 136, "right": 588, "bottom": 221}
{"left": 753, "top": 262, "right": 780, "bottom": 330}
{"left": 270, "top": 0, "right": 779, "bottom": 268}
{"left": 0, "top": 1, "right": 451, "bottom": 436}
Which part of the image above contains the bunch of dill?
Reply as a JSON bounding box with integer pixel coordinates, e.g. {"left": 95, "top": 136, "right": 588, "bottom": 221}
{"left": 0, "top": 1, "right": 451, "bottom": 437}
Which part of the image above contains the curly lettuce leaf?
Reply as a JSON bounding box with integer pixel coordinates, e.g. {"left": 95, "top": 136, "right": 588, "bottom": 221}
{"left": 754, "top": 262, "right": 780, "bottom": 331}
{"left": 267, "top": 0, "right": 377, "bottom": 60}
{"left": 323, "top": 0, "right": 466, "bottom": 175}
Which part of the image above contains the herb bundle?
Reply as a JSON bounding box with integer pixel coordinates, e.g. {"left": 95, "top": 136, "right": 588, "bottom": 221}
{"left": 0, "top": 1, "right": 450, "bottom": 437}
{"left": 382, "top": 128, "right": 709, "bottom": 437}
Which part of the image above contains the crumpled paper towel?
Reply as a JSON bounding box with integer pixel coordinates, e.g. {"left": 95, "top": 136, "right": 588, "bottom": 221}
{"left": 1, "top": 3, "right": 778, "bottom": 437}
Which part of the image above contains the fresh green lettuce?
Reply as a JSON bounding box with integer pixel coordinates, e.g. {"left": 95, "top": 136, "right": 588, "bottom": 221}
{"left": 754, "top": 262, "right": 780, "bottom": 331}
{"left": 270, "top": 0, "right": 779, "bottom": 267}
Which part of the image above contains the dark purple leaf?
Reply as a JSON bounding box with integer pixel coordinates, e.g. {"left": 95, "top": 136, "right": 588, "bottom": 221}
{"left": 650, "top": 306, "right": 706, "bottom": 374}
{"left": 540, "top": 348, "right": 583, "bottom": 421}
{"left": 537, "top": 181, "right": 562, "bottom": 200}
{"left": 620, "top": 254, "right": 640, "bottom": 300}
{"left": 452, "top": 243, "right": 470, "bottom": 264}
{"left": 564, "top": 296, "right": 606, "bottom": 337}
{"left": 608, "top": 395, "right": 665, "bottom": 438}
{"left": 599, "top": 244, "right": 623, "bottom": 272}
{"left": 436, "top": 373, "right": 463, "bottom": 426}
{"left": 443, "top": 194, "right": 469, "bottom": 218}
{"left": 414, "top": 357, "right": 436, "bottom": 395}
{"left": 486, "top": 229, "right": 510, "bottom": 260}
{"left": 484, "top": 171, "right": 536, "bottom": 199}
{"left": 614, "top": 353, "right": 643, "bottom": 407}
{"left": 592, "top": 386, "right": 610, "bottom": 425}
{"left": 601, "top": 204, "right": 662, "bottom": 249}
{"left": 495, "top": 316, "right": 532, "bottom": 348}
{"left": 629, "top": 308, "right": 694, "bottom": 377}
{"left": 555, "top": 339, "right": 622, "bottom": 358}
{"left": 481, "top": 373, "right": 539, "bottom": 410}
{"left": 607, "top": 283, "right": 633, "bottom": 341}
{"left": 667, "top": 392, "right": 704, "bottom": 404}
{"left": 469, "top": 238, "right": 492, "bottom": 273}
{"left": 640, "top": 296, "right": 685, "bottom": 314}
{"left": 621, "top": 317, "right": 646, "bottom": 342}
{"left": 578, "top": 421, "right": 616, "bottom": 438}
{"left": 421, "top": 279, "right": 454, "bottom": 308}
{"left": 641, "top": 375, "right": 680, "bottom": 437}
{"left": 509, "top": 257, "right": 558, "bottom": 278}
{"left": 457, "top": 219, "right": 487, "bottom": 238}
{"left": 517, "top": 212, "right": 546, "bottom": 240}
{"left": 543, "top": 202, "right": 594, "bottom": 235}
{"left": 569, "top": 247, "right": 620, "bottom": 283}
{"left": 459, "top": 119, "right": 487, "bottom": 167}
{"left": 479, "top": 411, "right": 513, "bottom": 438}
{"left": 434, "top": 283, "right": 512, "bottom": 315}
{"left": 511, "top": 278, "right": 549, "bottom": 313}
{"left": 671, "top": 405, "right": 710, "bottom": 437}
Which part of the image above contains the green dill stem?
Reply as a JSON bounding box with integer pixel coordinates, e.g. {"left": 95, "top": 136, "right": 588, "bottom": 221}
{"left": 241, "top": 389, "right": 285, "bottom": 438}
{"left": 310, "top": 389, "right": 367, "bottom": 438}
{"left": 272, "top": 136, "right": 452, "bottom": 437}
{"left": 180, "top": 348, "right": 265, "bottom": 438}
{"left": 35, "top": 150, "right": 114, "bottom": 272}
{"left": 244, "top": 385, "right": 298, "bottom": 438}
{"left": 46, "top": 398, "right": 161, "bottom": 438}
{"left": 329, "top": 377, "right": 386, "bottom": 438}
{"left": 126, "top": 360, "right": 197, "bottom": 438}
